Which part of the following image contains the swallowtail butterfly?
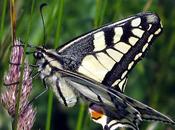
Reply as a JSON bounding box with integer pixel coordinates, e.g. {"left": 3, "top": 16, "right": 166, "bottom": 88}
{"left": 33, "top": 12, "right": 175, "bottom": 130}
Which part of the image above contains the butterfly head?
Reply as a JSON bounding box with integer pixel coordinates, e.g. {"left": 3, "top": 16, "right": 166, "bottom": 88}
{"left": 33, "top": 47, "right": 64, "bottom": 77}
{"left": 33, "top": 47, "right": 47, "bottom": 66}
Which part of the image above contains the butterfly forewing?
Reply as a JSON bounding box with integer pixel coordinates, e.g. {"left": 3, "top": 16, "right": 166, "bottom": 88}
{"left": 57, "top": 13, "right": 162, "bottom": 92}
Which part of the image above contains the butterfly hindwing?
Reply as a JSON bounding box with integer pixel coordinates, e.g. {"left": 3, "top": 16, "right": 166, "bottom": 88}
{"left": 54, "top": 68, "right": 175, "bottom": 130}
{"left": 57, "top": 12, "right": 162, "bottom": 92}
{"left": 56, "top": 69, "right": 142, "bottom": 130}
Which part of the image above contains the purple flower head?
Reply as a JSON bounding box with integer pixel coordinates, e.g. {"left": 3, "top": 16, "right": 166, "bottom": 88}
{"left": 1, "top": 40, "right": 36, "bottom": 130}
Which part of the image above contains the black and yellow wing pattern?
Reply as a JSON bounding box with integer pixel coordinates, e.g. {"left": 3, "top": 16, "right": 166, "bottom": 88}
{"left": 57, "top": 12, "right": 162, "bottom": 92}
{"left": 33, "top": 12, "right": 175, "bottom": 130}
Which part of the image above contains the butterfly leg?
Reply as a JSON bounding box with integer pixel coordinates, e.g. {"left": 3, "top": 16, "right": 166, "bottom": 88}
{"left": 4, "top": 61, "right": 21, "bottom": 86}
{"left": 31, "top": 70, "right": 41, "bottom": 79}
{"left": 3, "top": 81, "right": 19, "bottom": 86}
{"left": 29, "top": 77, "right": 48, "bottom": 104}
{"left": 8, "top": 60, "right": 36, "bottom": 69}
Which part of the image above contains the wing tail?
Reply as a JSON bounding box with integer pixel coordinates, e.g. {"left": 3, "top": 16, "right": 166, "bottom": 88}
{"left": 111, "top": 89, "right": 175, "bottom": 126}
{"left": 124, "top": 95, "right": 175, "bottom": 125}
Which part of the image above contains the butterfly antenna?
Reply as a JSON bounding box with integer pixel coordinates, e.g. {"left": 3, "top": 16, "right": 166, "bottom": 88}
{"left": 40, "top": 3, "right": 47, "bottom": 47}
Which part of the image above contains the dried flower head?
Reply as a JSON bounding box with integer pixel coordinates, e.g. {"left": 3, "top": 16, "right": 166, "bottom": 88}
{"left": 17, "top": 105, "right": 36, "bottom": 130}
{"left": 1, "top": 40, "right": 36, "bottom": 130}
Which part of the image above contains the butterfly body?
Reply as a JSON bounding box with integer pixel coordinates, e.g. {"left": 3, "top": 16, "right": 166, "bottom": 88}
{"left": 34, "top": 48, "right": 78, "bottom": 107}
{"left": 33, "top": 12, "right": 175, "bottom": 130}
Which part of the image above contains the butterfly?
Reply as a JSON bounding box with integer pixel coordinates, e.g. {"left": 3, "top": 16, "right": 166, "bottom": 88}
{"left": 33, "top": 12, "right": 175, "bottom": 130}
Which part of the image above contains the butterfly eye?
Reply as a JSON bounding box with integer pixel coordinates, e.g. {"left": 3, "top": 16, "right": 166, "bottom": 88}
{"left": 34, "top": 51, "right": 43, "bottom": 59}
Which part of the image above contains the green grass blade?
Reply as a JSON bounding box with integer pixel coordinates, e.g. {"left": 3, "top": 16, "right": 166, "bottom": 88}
{"left": 45, "top": 0, "right": 65, "bottom": 130}
{"left": 54, "top": 0, "right": 65, "bottom": 48}
{"left": 0, "top": 0, "right": 8, "bottom": 42}
{"left": 45, "top": 90, "right": 54, "bottom": 130}
{"left": 24, "top": 0, "right": 35, "bottom": 42}
{"left": 75, "top": 104, "right": 86, "bottom": 130}
{"left": 98, "top": 0, "right": 107, "bottom": 26}
{"left": 94, "top": 0, "right": 101, "bottom": 28}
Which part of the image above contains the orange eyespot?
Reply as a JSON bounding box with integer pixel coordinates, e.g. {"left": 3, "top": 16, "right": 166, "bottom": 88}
{"left": 89, "top": 105, "right": 104, "bottom": 120}
{"left": 90, "top": 110, "right": 104, "bottom": 120}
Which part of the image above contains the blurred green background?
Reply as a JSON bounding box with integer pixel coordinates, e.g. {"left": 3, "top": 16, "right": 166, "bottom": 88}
{"left": 0, "top": 0, "right": 175, "bottom": 130}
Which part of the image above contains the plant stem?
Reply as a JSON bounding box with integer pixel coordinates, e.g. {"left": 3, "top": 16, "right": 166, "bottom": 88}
{"left": 75, "top": 104, "right": 86, "bottom": 130}
{"left": 54, "top": 0, "right": 65, "bottom": 48}
{"left": 0, "top": 0, "right": 8, "bottom": 42}
{"left": 45, "top": 90, "right": 54, "bottom": 130}
{"left": 45, "top": 0, "right": 64, "bottom": 130}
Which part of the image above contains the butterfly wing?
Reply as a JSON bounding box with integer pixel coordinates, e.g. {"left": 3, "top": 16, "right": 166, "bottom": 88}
{"left": 55, "top": 68, "right": 175, "bottom": 130}
{"left": 57, "top": 12, "right": 162, "bottom": 92}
